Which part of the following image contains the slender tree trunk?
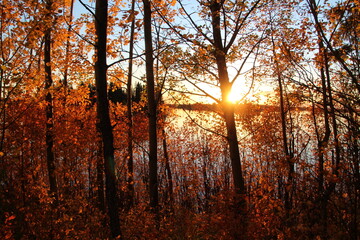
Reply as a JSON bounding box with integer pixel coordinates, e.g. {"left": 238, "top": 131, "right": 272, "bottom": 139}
{"left": 324, "top": 49, "right": 341, "bottom": 191}
{"left": 307, "top": 0, "right": 360, "bottom": 94}
{"left": 162, "top": 129, "right": 174, "bottom": 205}
{"left": 209, "top": 1, "right": 245, "bottom": 199}
{"left": 143, "top": 0, "right": 159, "bottom": 211}
{"left": 209, "top": 3, "right": 247, "bottom": 238}
{"left": 202, "top": 142, "right": 210, "bottom": 211}
{"left": 316, "top": 20, "right": 331, "bottom": 240}
{"left": 278, "top": 72, "right": 294, "bottom": 218}
{"left": 306, "top": 4, "right": 333, "bottom": 237}
{"left": 308, "top": 36, "right": 331, "bottom": 239}
{"left": 44, "top": 0, "right": 58, "bottom": 204}
{"left": 63, "top": 0, "right": 74, "bottom": 89}
{"left": 97, "top": 139, "right": 105, "bottom": 212}
{"left": 0, "top": 66, "right": 5, "bottom": 152}
{"left": 271, "top": 36, "right": 294, "bottom": 222}
{"left": 350, "top": 126, "right": 359, "bottom": 240}
{"left": 94, "top": 0, "right": 121, "bottom": 238}
{"left": 61, "top": 0, "right": 74, "bottom": 196}
{"left": 126, "top": 0, "right": 136, "bottom": 209}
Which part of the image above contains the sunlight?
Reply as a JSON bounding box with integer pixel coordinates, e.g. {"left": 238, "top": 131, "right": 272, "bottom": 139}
{"left": 226, "top": 87, "right": 241, "bottom": 103}
{"left": 225, "top": 81, "right": 273, "bottom": 105}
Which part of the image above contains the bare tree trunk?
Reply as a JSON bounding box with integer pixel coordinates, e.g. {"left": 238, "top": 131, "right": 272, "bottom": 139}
{"left": 350, "top": 126, "right": 359, "bottom": 240}
{"left": 162, "top": 129, "right": 174, "bottom": 206}
{"left": 209, "top": 3, "right": 246, "bottom": 237}
{"left": 0, "top": 64, "right": 5, "bottom": 153}
{"left": 209, "top": 0, "right": 245, "bottom": 200}
{"left": 271, "top": 36, "right": 294, "bottom": 224}
{"left": 94, "top": 0, "right": 121, "bottom": 238}
{"left": 315, "top": 12, "right": 331, "bottom": 239}
{"left": 97, "top": 139, "right": 105, "bottom": 212}
{"left": 61, "top": 0, "right": 74, "bottom": 197}
{"left": 202, "top": 141, "right": 210, "bottom": 211}
{"left": 126, "top": 0, "right": 136, "bottom": 209}
{"left": 44, "top": 0, "right": 58, "bottom": 204}
{"left": 143, "top": 0, "right": 159, "bottom": 211}
{"left": 63, "top": 0, "right": 74, "bottom": 89}
{"left": 307, "top": 0, "right": 360, "bottom": 94}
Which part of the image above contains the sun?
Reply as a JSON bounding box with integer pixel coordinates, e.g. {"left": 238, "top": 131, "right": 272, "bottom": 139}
{"left": 226, "top": 87, "right": 242, "bottom": 104}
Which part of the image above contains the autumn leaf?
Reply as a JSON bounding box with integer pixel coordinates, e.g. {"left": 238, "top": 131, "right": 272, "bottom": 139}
{"left": 7, "top": 215, "right": 16, "bottom": 221}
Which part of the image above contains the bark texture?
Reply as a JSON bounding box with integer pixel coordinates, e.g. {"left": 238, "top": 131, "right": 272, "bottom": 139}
{"left": 94, "top": 0, "right": 122, "bottom": 237}
{"left": 126, "top": 0, "right": 136, "bottom": 209}
{"left": 209, "top": 1, "right": 245, "bottom": 197}
{"left": 44, "top": 0, "right": 58, "bottom": 203}
{"left": 143, "top": 0, "right": 159, "bottom": 211}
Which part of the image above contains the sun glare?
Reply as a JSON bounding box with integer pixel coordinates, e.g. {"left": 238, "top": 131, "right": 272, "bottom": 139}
{"left": 225, "top": 81, "right": 272, "bottom": 104}
{"left": 226, "top": 87, "right": 242, "bottom": 103}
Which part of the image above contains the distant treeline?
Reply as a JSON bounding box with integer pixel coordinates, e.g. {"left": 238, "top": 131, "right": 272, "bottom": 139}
{"left": 88, "top": 82, "right": 145, "bottom": 105}
{"left": 168, "top": 102, "right": 307, "bottom": 113}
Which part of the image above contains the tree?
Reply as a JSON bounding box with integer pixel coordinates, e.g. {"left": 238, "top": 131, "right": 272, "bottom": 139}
{"left": 158, "top": 0, "right": 264, "bottom": 212}
{"left": 270, "top": 33, "right": 295, "bottom": 225}
{"left": 94, "top": 0, "right": 122, "bottom": 237}
{"left": 307, "top": 0, "right": 357, "bottom": 237}
{"left": 208, "top": 0, "right": 247, "bottom": 199}
{"left": 308, "top": 0, "right": 360, "bottom": 95}
{"left": 143, "top": 0, "right": 159, "bottom": 212}
{"left": 44, "top": 0, "right": 58, "bottom": 205}
{"left": 126, "top": 0, "right": 136, "bottom": 209}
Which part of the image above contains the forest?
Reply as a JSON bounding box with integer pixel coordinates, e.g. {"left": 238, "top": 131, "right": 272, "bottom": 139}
{"left": 0, "top": 0, "right": 359, "bottom": 239}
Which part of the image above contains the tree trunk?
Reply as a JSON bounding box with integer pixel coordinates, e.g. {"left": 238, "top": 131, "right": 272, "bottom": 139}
{"left": 307, "top": 0, "right": 360, "bottom": 94}
{"left": 271, "top": 36, "right": 294, "bottom": 223}
{"left": 143, "top": 0, "right": 159, "bottom": 211}
{"left": 209, "top": 3, "right": 246, "bottom": 237}
{"left": 44, "top": 0, "right": 58, "bottom": 204}
{"left": 162, "top": 129, "right": 174, "bottom": 206}
{"left": 61, "top": 0, "right": 74, "bottom": 197}
{"left": 97, "top": 139, "right": 105, "bottom": 212}
{"left": 316, "top": 17, "right": 331, "bottom": 240}
{"left": 350, "top": 125, "right": 359, "bottom": 240}
{"left": 209, "top": 1, "right": 245, "bottom": 198}
{"left": 94, "top": 0, "right": 122, "bottom": 238}
{"left": 63, "top": 0, "right": 74, "bottom": 89}
{"left": 126, "top": 0, "right": 136, "bottom": 209}
{"left": 278, "top": 70, "right": 294, "bottom": 217}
